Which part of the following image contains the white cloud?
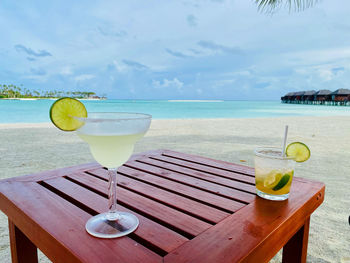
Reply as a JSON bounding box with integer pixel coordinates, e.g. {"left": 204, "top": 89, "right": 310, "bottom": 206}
{"left": 317, "top": 68, "right": 334, "bottom": 81}
{"left": 74, "top": 74, "right": 95, "bottom": 81}
{"left": 153, "top": 78, "right": 184, "bottom": 92}
{"left": 294, "top": 63, "right": 348, "bottom": 82}
{"left": 213, "top": 78, "right": 236, "bottom": 88}
{"left": 284, "top": 47, "right": 350, "bottom": 66}
{"left": 226, "top": 70, "right": 252, "bottom": 77}
{"left": 60, "top": 66, "right": 73, "bottom": 76}
{"left": 112, "top": 60, "right": 128, "bottom": 73}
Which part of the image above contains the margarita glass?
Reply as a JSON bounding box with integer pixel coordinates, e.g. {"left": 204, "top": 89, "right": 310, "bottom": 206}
{"left": 76, "top": 112, "right": 151, "bottom": 238}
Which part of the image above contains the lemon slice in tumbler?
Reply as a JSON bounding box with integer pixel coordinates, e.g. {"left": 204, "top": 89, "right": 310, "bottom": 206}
{"left": 263, "top": 171, "right": 282, "bottom": 188}
{"left": 49, "top": 97, "right": 87, "bottom": 131}
{"left": 286, "top": 142, "right": 310, "bottom": 162}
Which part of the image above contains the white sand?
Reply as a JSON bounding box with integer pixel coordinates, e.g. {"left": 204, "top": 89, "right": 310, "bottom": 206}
{"left": 0, "top": 117, "right": 349, "bottom": 263}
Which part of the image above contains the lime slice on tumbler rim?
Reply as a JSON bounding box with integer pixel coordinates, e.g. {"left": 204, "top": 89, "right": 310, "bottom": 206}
{"left": 49, "top": 97, "right": 87, "bottom": 131}
{"left": 286, "top": 142, "right": 311, "bottom": 162}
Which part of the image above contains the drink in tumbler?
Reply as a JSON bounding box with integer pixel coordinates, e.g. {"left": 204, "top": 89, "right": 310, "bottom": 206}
{"left": 254, "top": 147, "right": 295, "bottom": 201}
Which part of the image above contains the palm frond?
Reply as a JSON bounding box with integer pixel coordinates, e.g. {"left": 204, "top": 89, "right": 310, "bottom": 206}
{"left": 255, "top": 0, "right": 319, "bottom": 13}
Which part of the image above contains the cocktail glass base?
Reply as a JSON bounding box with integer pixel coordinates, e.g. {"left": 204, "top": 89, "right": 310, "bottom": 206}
{"left": 256, "top": 189, "right": 289, "bottom": 201}
{"left": 85, "top": 211, "right": 139, "bottom": 238}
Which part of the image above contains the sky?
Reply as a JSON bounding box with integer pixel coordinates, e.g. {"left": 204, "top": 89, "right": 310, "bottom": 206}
{"left": 1, "top": 0, "right": 350, "bottom": 100}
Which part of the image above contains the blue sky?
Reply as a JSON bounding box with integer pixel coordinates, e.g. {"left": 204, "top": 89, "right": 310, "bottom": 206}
{"left": 1, "top": 0, "right": 349, "bottom": 100}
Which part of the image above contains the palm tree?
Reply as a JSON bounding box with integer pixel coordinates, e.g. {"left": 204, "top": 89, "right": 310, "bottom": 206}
{"left": 255, "top": 0, "right": 318, "bottom": 13}
{"left": 2, "top": 85, "right": 9, "bottom": 98}
{"left": 33, "top": 90, "right": 40, "bottom": 97}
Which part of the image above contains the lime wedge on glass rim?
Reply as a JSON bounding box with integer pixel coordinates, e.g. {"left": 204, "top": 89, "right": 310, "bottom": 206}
{"left": 286, "top": 142, "right": 310, "bottom": 162}
{"left": 49, "top": 97, "right": 87, "bottom": 131}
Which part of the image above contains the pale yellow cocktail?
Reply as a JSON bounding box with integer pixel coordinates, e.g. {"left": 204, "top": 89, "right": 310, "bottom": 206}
{"left": 254, "top": 147, "right": 295, "bottom": 201}
{"left": 255, "top": 168, "right": 294, "bottom": 196}
{"left": 77, "top": 132, "right": 144, "bottom": 168}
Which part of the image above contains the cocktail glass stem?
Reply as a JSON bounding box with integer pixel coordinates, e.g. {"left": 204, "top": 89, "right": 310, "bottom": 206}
{"left": 107, "top": 168, "right": 119, "bottom": 221}
{"left": 85, "top": 165, "right": 140, "bottom": 238}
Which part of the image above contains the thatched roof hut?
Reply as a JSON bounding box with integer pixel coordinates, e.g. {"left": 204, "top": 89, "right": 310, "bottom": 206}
{"left": 315, "top": 89, "right": 332, "bottom": 96}
{"left": 314, "top": 90, "right": 332, "bottom": 101}
{"left": 303, "top": 90, "right": 316, "bottom": 101}
{"left": 284, "top": 92, "right": 296, "bottom": 96}
{"left": 281, "top": 92, "right": 296, "bottom": 101}
{"left": 303, "top": 90, "right": 316, "bottom": 96}
{"left": 293, "top": 91, "right": 305, "bottom": 101}
{"left": 330, "top": 89, "right": 350, "bottom": 95}
{"left": 331, "top": 89, "right": 350, "bottom": 102}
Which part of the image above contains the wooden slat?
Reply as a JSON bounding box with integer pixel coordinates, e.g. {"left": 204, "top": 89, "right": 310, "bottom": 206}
{"left": 162, "top": 149, "right": 255, "bottom": 176}
{"left": 0, "top": 181, "right": 162, "bottom": 263}
{"left": 119, "top": 174, "right": 230, "bottom": 223}
{"left": 43, "top": 176, "right": 188, "bottom": 253}
{"left": 67, "top": 173, "right": 212, "bottom": 237}
{"left": 124, "top": 161, "right": 255, "bottom": 204}
{"left": 88, "top": 167, "right": 246, "bottom": 213}
{"left": 2, "top": 162, "right": 100, "bottom": 183}
{"left": 86, "top": 168, "right": 230, "bottom": 223}
{"left": 152, "top": 154, "right": 255, "bottom": 184}
{"left": 86, "top": 167, "right": 109, "bottom": 180}
{"left": 137, "top": 157, "right": 256, "bottom": 193}
{"left": 164, "top": 180, "right": 325, "bottom": 263}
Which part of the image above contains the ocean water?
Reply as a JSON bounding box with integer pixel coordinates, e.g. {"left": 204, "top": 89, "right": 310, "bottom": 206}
{"left": 0, "top": 99, "right": 350, "bottom": 123}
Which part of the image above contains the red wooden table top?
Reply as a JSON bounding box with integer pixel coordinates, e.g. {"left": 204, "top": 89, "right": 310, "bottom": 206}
{"left": 0, "top": 149, "right": 325, "bottom": 263}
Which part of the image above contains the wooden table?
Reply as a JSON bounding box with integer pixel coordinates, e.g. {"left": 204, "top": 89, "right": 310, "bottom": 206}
{"left": 0, "top": 149, "right": 325, "bottom": 263}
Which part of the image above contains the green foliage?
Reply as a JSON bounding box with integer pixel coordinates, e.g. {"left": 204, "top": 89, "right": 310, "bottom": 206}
{"left": 255, "top": 0, "right": 319, "bottom": 13}
{"left": 0, "top": 84, "right": 102, "bottom": 99}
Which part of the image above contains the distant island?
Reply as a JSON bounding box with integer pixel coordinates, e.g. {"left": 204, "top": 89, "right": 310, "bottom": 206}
{"left": 281, "top": 89, "right": 350, "bottom": 106}
{"left": 0, "top": 84, "right": 106, "bottom": 100}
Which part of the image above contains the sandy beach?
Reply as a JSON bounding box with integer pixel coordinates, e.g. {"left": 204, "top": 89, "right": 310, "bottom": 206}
{"left": 0, "top": 117, "right": 349, "bottom": 263}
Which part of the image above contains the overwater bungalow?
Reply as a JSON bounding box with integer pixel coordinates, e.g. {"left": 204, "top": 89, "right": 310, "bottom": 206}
{"left": 314, "top": 89, "right": 332, "bottom": 104}
{"left": 281, "top": 89, "right": 350, "bottom": 106}
{"left": 303, "top": 90, "right": 316, "bottom": 104}
{"left": 281, "top": 92, "right": 296, "bottom": 103}
{"left": 330, "top": 89, "right": 350, "bottom": 105}
{"left": 294, "top": 91, "right": 305, "bottom": 103}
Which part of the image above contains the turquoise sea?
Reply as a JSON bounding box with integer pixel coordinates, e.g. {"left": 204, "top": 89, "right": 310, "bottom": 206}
{"left": 0, "top": 99, "right": 350, "bottom": 123}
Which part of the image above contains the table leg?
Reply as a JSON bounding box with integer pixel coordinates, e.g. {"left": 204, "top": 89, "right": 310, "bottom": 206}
{"left": 282, "top": 217, "right": 310, "bottom": 263}
{"left": 8, "top": 219, "right": 38, "bottom": 263}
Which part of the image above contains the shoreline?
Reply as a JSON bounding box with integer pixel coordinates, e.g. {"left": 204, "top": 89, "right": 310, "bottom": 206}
{"left": 0, "top": 98, "right": 105, "bottom": 101}
{"left": 0, "top": 122, "right": 53, "bottom": 129}
{"left": 0, "top": 115, "right": 349, "bottom": 129}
